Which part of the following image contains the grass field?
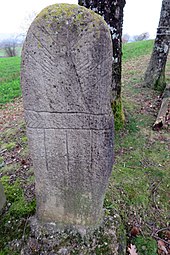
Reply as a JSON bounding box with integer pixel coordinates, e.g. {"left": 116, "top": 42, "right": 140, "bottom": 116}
{"left": 122, "top": 40, "right": 154, "bottom": 61}
{"left": 0, "top": 40, "right": 169, "bottom": 254}
{"left": 0, "top": 40, "right": 154, "bottom": 105}
{"left": 0, "top": 57, "right": 21, "bottom": 104}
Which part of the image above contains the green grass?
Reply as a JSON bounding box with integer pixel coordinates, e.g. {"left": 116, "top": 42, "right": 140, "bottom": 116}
{"left": 0, "top": 57, "right": 21, "bottom": 104}
{"left": 133, "top": 236, "right": 157, "bottom": 255}
{"left": 0, "top": 176, "right": 35, "bottom": 253}
{"left": 0, "top": 40, "right": 169, "bottom": 254}
{"left": 105, "top": 115, "right": 169, "bottom": 253}
{"left": 0, "top": 123, "right": 35, "bottom": 254}
{"left": 0, "top": 77, "right": 21, "bottom": 104}
{"left": 122, "top": 40, "right": 154, "bottom": 61}
{"left": 0, "top": 40, "right": 154, "bottom": 105}
{"left": 107, "top": 40, "right": 169, "bottom": 254}
{"left": 0, "top": 57, "right": 20, "bottom": 82}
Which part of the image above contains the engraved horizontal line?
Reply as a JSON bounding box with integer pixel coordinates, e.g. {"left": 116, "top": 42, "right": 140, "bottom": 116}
{"left": 24, "top": 110, "right": 111, "bottom": 116}
{"left": 27, "top": 127, "right": 112, "bottom": 131}
{"left": 25, "top": 109, "right": 114, "bottom": 129}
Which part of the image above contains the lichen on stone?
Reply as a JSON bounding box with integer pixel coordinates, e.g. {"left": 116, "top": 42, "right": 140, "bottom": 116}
{"left": 34, "top": 3, "right": 109, "bottom": 34}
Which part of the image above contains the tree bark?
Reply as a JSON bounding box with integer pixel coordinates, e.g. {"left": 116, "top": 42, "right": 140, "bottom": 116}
{"left": 153, "top": 83, "right": 170, "bottom": 129}
{"left": 78, "top": 0, "right": 126, "bottom": 129}
{"left": 144, "top": 0, "right": 170, "bottom": 91}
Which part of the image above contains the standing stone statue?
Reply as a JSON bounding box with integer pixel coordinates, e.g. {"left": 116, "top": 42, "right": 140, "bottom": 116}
{"left": 0, "top": 182, "right": 6, "bottom": 211}
{"left": 21, "top": 4, "right": 114, "bottom": 233}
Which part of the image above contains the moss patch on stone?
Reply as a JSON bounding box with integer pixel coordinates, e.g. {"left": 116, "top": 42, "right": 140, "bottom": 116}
{"left": 34, "top": 3, "right": 110, "bottom": 35}
{"left": 37, "top": 3, "right": 78, "bottom": 20}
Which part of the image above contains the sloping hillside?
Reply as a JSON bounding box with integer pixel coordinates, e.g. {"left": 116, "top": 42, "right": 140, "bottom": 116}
{"left": 0, "top": 40, "right": 169, "bottom": 254}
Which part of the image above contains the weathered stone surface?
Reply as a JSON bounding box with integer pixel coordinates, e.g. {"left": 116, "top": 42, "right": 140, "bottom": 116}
{"left": 0, "top": 182, "right": 6, "bottom": 211}
{"left": 21, "top": 4, "right": 114, "bottom": 231}
{"left": 21, "top": 214, "right": 125, "bottom": 254}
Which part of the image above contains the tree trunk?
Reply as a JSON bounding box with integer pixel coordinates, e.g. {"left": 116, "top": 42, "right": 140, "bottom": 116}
{"left": 153, "top": 83, "right": 170, "bottom": 129}
{"left": 144, "top": 0, "right": 170, "bottom": 91}
{"left": 78, "top": 0, "right": 126, "bottom": 130}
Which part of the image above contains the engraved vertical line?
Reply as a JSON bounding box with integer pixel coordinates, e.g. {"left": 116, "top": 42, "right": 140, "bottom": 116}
{"left": 69, "top": 51, "right": 91, "bottom": 112}
{"left": 44, "top": 129, "right": 49, "bottom": 173}
{"left": 90, "top": 130, "right": 93, "bottom": 173}
{"left": 66, "top": 130, "right": 70, "bottom": 172}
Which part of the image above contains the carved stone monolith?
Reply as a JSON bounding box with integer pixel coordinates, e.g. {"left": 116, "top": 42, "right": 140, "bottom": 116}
{"left": 21, "top": 4, "right": 114, "bottom": 232}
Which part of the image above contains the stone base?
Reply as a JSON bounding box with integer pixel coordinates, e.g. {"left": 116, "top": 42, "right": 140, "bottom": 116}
{"left": 21, "top": 213, "right": 125, "bottom": 255}
{"left": 29, "top": 215, "right": 103, "bottom": 238}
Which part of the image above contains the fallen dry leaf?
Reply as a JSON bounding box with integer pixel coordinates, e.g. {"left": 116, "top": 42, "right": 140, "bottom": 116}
{"left": 130, "top": 226, "right": 140, "bottom": 237}
{"left": 128, "top": 244, "right": 138, "bottom": 255}
{"left": 165, "top": 230, "right": 170, "bottom": 239}
{"left": 158, "top": 240, "right": 168, "bottom": 254}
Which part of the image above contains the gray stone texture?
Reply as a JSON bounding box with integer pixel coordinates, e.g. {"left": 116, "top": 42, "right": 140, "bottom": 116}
{"left": 0, "top": 182, "right": 6, "bottom": 211}
{"left": 21, "top": 4, "right": 114, "bottom": 230}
